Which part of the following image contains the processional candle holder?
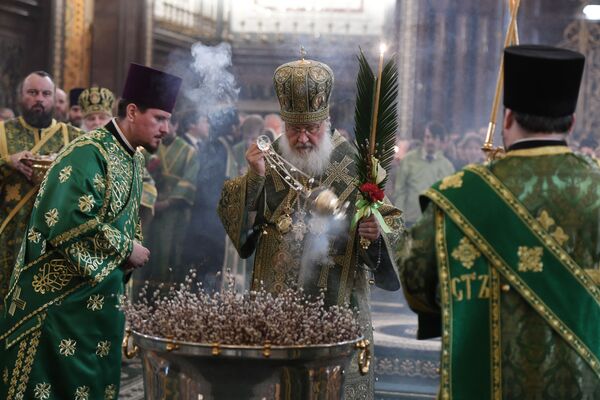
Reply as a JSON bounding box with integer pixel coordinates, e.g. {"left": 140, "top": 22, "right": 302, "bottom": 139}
{"left": 482, "top": 0, "right": 520, "bottom": 161}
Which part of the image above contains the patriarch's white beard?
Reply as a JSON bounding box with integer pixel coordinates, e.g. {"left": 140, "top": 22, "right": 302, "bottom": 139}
{"left": 278, "top": 127, "right": 334, "bottom": 177}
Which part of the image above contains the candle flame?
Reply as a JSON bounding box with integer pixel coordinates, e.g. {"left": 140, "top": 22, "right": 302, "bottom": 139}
{"left": 379, "top": 43, "right": 387, "bottom": 55}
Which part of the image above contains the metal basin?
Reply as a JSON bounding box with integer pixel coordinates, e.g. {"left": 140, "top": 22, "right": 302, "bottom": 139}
{"left": 125, "top": 330, "right": 369, "bottom": 400}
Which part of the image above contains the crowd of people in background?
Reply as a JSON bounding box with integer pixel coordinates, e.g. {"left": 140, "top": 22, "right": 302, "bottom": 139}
{"left": 389, "top": 123, "right": 600, "bottom": 226}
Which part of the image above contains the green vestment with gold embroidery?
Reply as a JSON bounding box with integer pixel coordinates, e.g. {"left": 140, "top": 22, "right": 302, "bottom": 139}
{"left": 399, "top": 144, "right": 600, "bottom": 399}
{"left": 218, "top": 131, "right": 405, "bottom": 399}
{"left": 140, "top": 136, "right": 199, "bottom": 285}
{"left": 0, "top": 117, "right": 81, "bottom": 313}
{"left": 0, "top": 120, "right": 143, "bottom": 400}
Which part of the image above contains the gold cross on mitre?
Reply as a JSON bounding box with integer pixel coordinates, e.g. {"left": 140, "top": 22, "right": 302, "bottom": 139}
{"left": 9, "top": 285, "right": 27, "bottom": 316}
{"left": 300, "top": 45, "right": 307, "bottom": 62}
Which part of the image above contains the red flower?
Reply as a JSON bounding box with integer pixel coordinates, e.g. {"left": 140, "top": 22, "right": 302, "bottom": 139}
{"left": 360, "top": 182, "right": 384, "bottom": 202}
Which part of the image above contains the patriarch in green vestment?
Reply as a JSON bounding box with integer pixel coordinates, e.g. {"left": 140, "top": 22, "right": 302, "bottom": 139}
{"left": 0, "top": 63, "right": 182, "bottom": 400}
{"left": 218, "top": 56, "right": 405, "bottom": 399}
{"left": 0, "top": 71, "right": 82, "bottom": 313}
{"left": 398, "top": 45, "right": 600, "bottom": 399}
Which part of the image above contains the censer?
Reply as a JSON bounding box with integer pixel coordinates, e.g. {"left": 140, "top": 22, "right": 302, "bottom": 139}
{"left": 256, "top": 135, "right": 349, "bottom": 219}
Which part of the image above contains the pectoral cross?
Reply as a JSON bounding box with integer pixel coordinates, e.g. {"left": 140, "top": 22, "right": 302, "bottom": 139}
{"left": 8, "top": 285, "right": 26, "bottom": 316}
{"left": 321, "top": 158, "right": 354, "bottom": 188}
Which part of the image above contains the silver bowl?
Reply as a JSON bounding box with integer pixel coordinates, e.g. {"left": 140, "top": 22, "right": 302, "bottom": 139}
{"left": 124, "top": 330, "right": 370, "bottom": 400}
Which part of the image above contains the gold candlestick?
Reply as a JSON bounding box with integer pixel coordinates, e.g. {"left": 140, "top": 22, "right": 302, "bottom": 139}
{"left": 483, "top": 0, "right": 520, "bottom": 158}
{"left": 369, "top": 43, "right": 387, "bottom": 163}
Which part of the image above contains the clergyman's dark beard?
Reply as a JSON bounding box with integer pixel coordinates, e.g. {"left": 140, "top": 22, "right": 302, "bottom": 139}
{"left": 69, "top": 117, "right": 82, "bottom": 128}
{"left": 22, "top": 107, "right": 53, "bottom": 128}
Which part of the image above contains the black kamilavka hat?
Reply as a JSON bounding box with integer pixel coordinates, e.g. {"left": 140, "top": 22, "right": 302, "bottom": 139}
{"left": 69, "top": 88, "right": 84, "bottom": 107}
{"left": 121, "top": 64, "right": 182, "bottom": 113}
{"left": 504, "top": 44, "right": 585, "bottom": 117}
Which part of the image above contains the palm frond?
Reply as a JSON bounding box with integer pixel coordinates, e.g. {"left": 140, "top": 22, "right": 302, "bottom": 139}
{"left": 374, "top": 58, "right": 399, "bottom": 188}
{"left": 353, "top": 49, "right": 375, "bottom": 185}
{"left": 352, "top": 49, "right": 398, "bottom": 189}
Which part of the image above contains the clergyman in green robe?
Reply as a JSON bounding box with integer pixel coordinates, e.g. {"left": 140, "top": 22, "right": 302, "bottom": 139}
{"left": 0, "top": 64, "right": 182, "bottom": 400}
{"left": 218, "top": 57, "right": 404, "bottom": 399}
{"left": 0, "top": 71, "right": 81, "bottom": 313}
{"left": 140, "top": 116, "right": 199, "bottom": 288}
{"left": 77, "top": 85, "right": 158, "bottom": 218}
{"left": 397, "top": 45, "right": 600, "bottom": 399}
